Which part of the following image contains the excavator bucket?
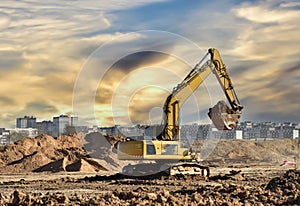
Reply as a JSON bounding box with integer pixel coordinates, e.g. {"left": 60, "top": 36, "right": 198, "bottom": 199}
{"left": 208, "top": 100, "right": 240, "bottom": 130}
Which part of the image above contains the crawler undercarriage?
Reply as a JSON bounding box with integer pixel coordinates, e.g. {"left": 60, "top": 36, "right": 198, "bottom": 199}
{"left": 122, "top": 161, "right": 210, "bottom": 178}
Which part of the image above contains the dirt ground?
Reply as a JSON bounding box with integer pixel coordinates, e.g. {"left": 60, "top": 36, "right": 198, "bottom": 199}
{"left": 0, "top": 164, "right": 299, "bottom": 205}
{"left": 0, "top": 134, "right": 299, "bottom": 205}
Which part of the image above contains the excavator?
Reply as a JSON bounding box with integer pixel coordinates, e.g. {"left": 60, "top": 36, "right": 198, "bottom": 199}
{"left": 117, "top": 48, "right": 243, "bottom": 177}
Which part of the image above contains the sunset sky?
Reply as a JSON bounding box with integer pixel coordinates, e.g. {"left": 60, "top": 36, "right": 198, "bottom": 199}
{"left": 0, "top": 0, "right": 299, "bottom": 127}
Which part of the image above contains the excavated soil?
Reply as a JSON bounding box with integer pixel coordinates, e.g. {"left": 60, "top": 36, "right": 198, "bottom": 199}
{"left": 0, "top": 168, "right": 299, "bottom": 205}
{"left": 193, "top": 138, "right": 300, "bottom": 164}
{"left": 0, "top": 133, "right": 127, "bottom": 174}
{"left": 0, "top": 133, "right": 298, "bottom": 174}
{"left": 0, "top": 134, "right": 299, "bottom": 205}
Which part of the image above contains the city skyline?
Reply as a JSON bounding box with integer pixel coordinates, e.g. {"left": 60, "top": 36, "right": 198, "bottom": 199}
{"left": 7, "top": 114, "right": 300, "bottom": 129}
{"left": 1, "top": 113, "right": 299, "bottom": 146}
{"left": 1, "top": 115, "right": 299, "bottom": 146}
{"left": 0, "top": 0, "right": 299, "bottom": 127}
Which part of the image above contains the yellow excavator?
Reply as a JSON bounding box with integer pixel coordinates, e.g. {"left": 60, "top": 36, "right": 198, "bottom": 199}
{"left": 117, "top": 48, "right": 243, "bottom": 177}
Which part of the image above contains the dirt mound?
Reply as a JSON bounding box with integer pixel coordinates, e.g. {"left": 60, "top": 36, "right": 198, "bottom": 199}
{"left": 104, "top": 134, "right": 126, "bottom": 147}
{"left": 266, "top": 170, "right": 300, "bottom": 192}
{"left": 0, "top": 135, "right": 298, "bottom": 174}
{"left": 0, "top": 134, "right": 110, "bottom": 173}
{"left": 195, "top": 138, "right": 299, "bottom": 164}
{"left": 83, "top": 132, "right": 136, "bottom": 172}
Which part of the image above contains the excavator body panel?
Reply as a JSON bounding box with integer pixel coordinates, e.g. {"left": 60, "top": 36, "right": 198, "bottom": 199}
{"left": 118, "top": 140, "right": 191, "bottom": 160}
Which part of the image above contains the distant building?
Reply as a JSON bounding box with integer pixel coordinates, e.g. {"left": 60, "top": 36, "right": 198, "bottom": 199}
{"left": 99, "top": 125, "right": 145, "bottom": 140}
{"left": 118, "top": 126, "right": 144, "bottom": 139}
{"left": 53, "top": 114, "right": 78, "bottom": 136}
{"left": 197, "top": 124, "right": 210, "bottom": 139}
{"left": 235, "top": 130, "right": 243, "bottom": 139}
{"left": 293, "top": 130, "right": 299, "bottom": 139}
{"left": 36, "top": 120, "right": 53, "bottom": 136}
{"left": 1, "top": 127, "right": 38, "bottom": 145}
{"left": 0, "top": 128, "right": 10, "bottom": 145}
{"left": 144, "top": 125, "right": 164, "bottom": 137}
{"left": 6, "top": 128, "right": 38, "bottom": 142}
{"left": 16, "top": 116, "right": 36, "bottom": 128}
{"left": 99, "top": 125, "right": 121, "bottom": 136}
{"left": 89, "top": 125, "right": 100, "bottom": 134}
{"left": 280, "top": 122, "right": 294, "bottom": 138}
{"left": 75, "top": 125, "right": 89, "bottom": 134}
{"left": 181, "top": 123, "right": 199, "bottom": 141}
{"left": 8, "top": 116, "right": 300, "bottom": 141}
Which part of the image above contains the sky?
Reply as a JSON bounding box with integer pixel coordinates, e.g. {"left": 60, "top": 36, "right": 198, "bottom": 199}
{"left": 0, "top": 0, "right": 299, "bottom": 127}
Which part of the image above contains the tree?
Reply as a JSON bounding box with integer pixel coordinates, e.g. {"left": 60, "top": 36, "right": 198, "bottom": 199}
{"left": 8, "top": 131, "right": 28, "bottom": 143}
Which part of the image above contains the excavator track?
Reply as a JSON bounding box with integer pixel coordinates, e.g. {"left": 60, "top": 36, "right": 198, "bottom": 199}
{"left": 170, "top": 162, "right": 210, "bottom": 177}
{"left": 122, "top": 162, "right": 210, "bottom": 178}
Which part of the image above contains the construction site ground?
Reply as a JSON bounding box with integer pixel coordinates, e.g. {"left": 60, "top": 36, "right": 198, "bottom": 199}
{"left": 0, "top": 165, "right": 299, "bottom": 205}
{"left": 0, "top": 134, "right": 299, "bottom": 205}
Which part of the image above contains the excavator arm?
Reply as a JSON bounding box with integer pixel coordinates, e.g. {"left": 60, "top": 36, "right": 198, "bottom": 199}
{"left": 208, "top": 48, "right": 243, "bottom": 130}
{"left": 158, "top": 48, "right": 243, "bottom": 141}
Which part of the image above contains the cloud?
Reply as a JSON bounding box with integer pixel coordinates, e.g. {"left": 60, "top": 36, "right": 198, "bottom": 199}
{"left": 233, "top": 3, "right": 300, "bottom": 23}
{"left": 229, "top": 1, "right": 300, "bottom": 112}
{"left": 20, "top": 101, "right": 59, "bottom": 115}
{"left": 92, "top": 51, "right": 189, "bottom": 126}
{"left": 0, "top": 101, "right": 59, "bottom": 127}
{"left": 0, "top": 96, "right": 15, "bottom": 105}
{"left": 177, "top": 0, "right": 300, "bottom": 123}
{"left": 92, "top": 49, "right": 225, "bottom": 126}
{"left": 0, "top": 113, "right": 15, "bottom": 128}
{"left": 128, "top": 87, "right": 168, "bottom": 124}
{"left": 0, "top": 0, "right": 172, "bottom": 127}
{"left": 0, "top": 0, "right": 299, "bottom": 128}
{"left": 230, "top": 1, "right": 300, "bottom": 60}
{"left": 280, "top": 2, "right": 300, "bottom": 8}
{"left": 91, "top": 50, "right": 171, "bottom": 105}
{"left": 50, "top": 0, "right": 169, "bottom": 11}
{"left": 73, "top": 28, "right": 210, "bottom": 126}
{"left": 0, "top": 12, "right": 10, "bottom": 30}
{"left": 0, "top": 50, "right": 24, "bottom": 71}
{"left": 236, "top": 60, "right": 300, "bottom": 122}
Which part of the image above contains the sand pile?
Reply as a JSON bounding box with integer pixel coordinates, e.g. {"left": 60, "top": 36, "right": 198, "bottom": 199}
{"left": 0, "top": 132, "right": 133, "bottom": 174}
{"left": 194, "top": 138, "right": 299, "bottom": 164}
